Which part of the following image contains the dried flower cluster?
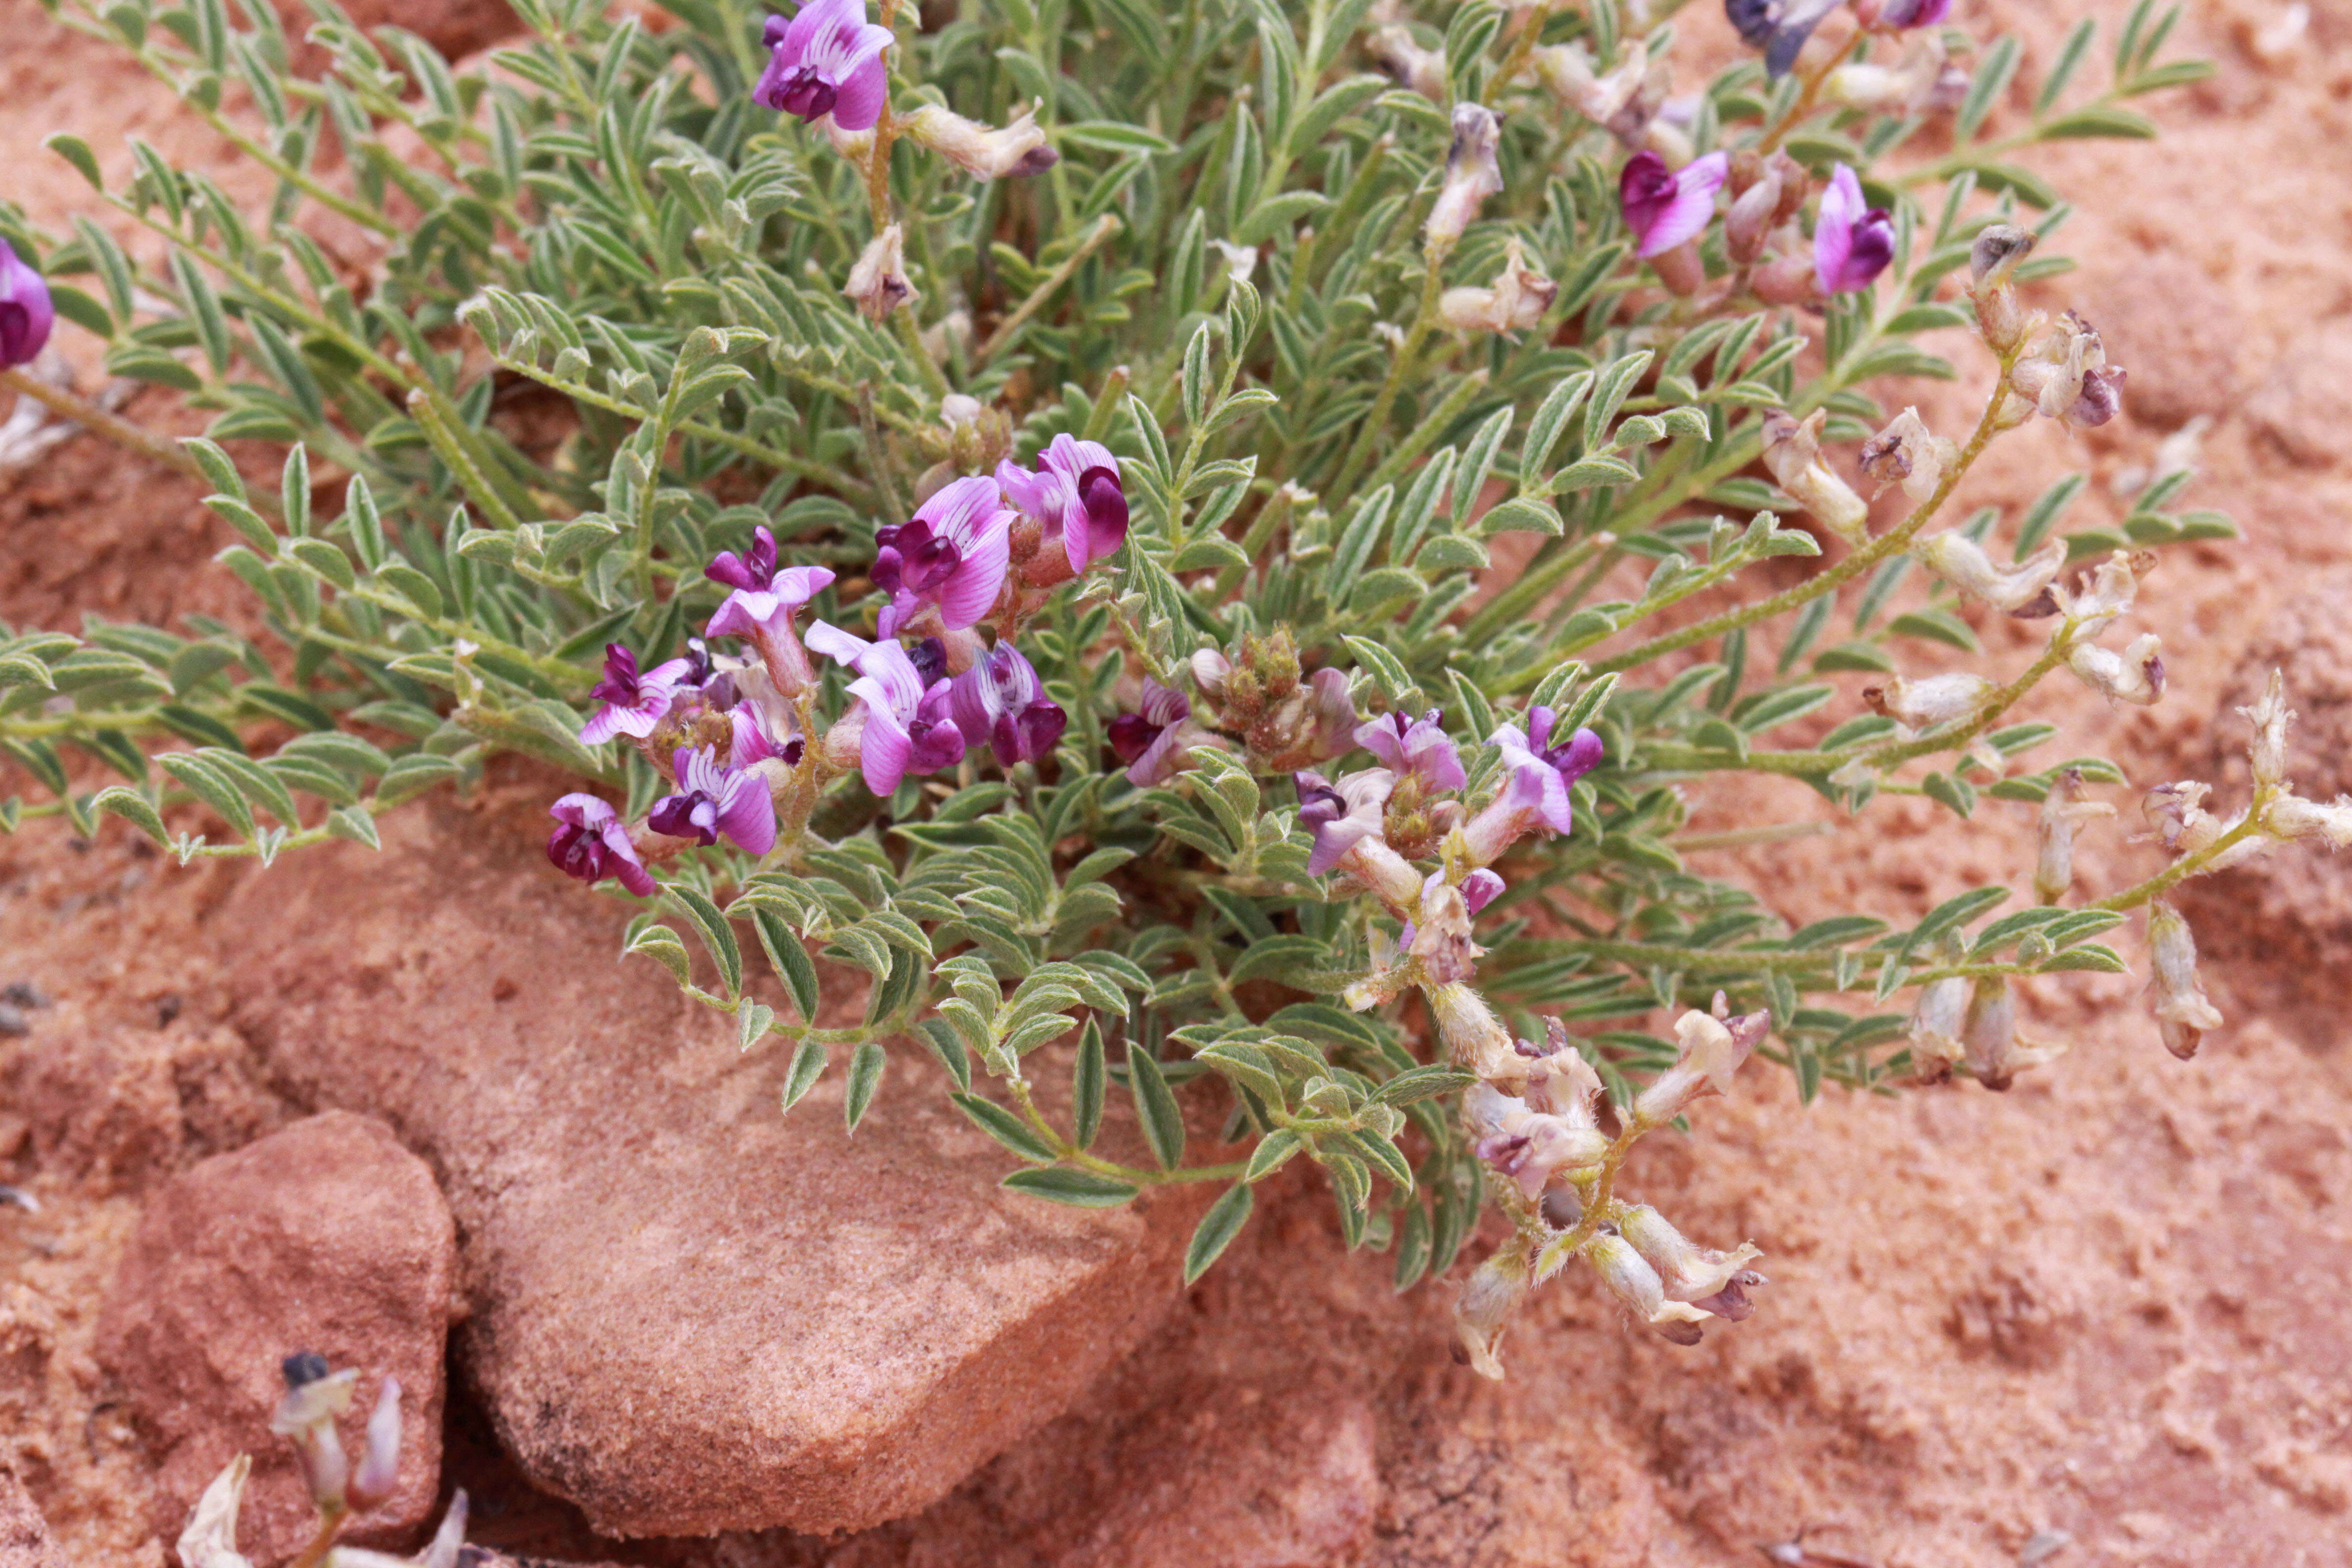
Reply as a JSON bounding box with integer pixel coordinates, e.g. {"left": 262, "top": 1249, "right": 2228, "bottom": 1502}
{"left": 0, "top": 0, "right": 2292, "bottom": 1377}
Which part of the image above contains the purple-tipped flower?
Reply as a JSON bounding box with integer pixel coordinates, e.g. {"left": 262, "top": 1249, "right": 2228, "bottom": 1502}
{"left": 1618, "top": 149, "right": 1729, "bottom": 260}
{"left": 1813, "top": 164, "right": 1894, "bottom": 295}
{"left": 1354, "top": 709, "right": 1466, "bottom": 793}
{"left": 0, "top": 242, "right": 55, "bottom": 370}
{"left": 648, "top": 746, "right": 778, "bottom": 855}
{"left": 581, "top": 643, "right": 693, "bottom": 745}
{"left": 1726, "top": 0, "right": 1842, "bottom": 78}
{"left": 950, "top": 642, "right": 1068, "bottom": 768}
{"left": 349, "top": 1377, "right": 402, "bottom": 1511}
{"left": 996, "top": 434, "right": 1129, "bottom": 579}
{"left": 547, "top": 794, "right": 656, "bottom": 896}
{"left": 808, "top": 622, "right": 967, "bottom": 795}
{"left": 1398, "top": 865, "right": 1503, "bottom": 951}
{"left": 755, "top": 0, "right": 893, "bottom": 131}
{"left": 1461, "top": 709, "right": 1604, "bottom": 865}
{"left": 1865, "top": 0, "right": 1951, "bottom": 26}
{"left": 705, "top": 527, "right": 836, "bottom": 695}
{"left": 729, "top": 703, "right": 803, "bottom": 770}
{"left": 1109, "top": 679, "right": 1197, "bottom": 786}
{"left": 1297, "top": 767, "right": 1396, "bottom": 877}
{"left": 874, "top": 475, "right": 1014, "bottom": 639}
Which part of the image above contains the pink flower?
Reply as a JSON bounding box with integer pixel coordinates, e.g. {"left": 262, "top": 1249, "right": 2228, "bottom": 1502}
{"left": 1354, "top": 709, "right": 1466, "bottom": 792}
{"left": 704, "top": 527, "right": 834, "bottom": 694}
{"left": 950, "top": 642, "right": 1067, "bottom": 768}
{"left": 648, "top": 747, "right": 778, "bottom": 855}
{"left": 1461, "top": 708, "right": 1604, "bottom": 864}
{"left": 995, "top": 434, "right": 1129, "bottom": 577}
{"left": 808, "top": 622, "right": 967, "bottom": 795}
{"left": 546, "top": 794, "right": 656, "bottom": 895}
{"left": 874, "top": 475, "right": 1014, "bottom": 638}
{"left": 1109, "top": 679, "right": 1198, "bottom": 786}
{"left": 755, "top": 0, "right": 893, "bottom": 132}
{"left": 580, "top": 643, "right": 693, "bottom": 745}
{"left": 1619, "top": 149, "right": 1729, "bottom": 259}
{"left": 1399, "top": 866, "right": 1503, "bottom": 949}
{"left": 0, "top": 242, "right": 54, "bottom": 370}
{"left": 728, "top": 703, "right": 803, "bottom": 769}
{"left": 1813, "top": 164, "right": 1894, "bottom": 295}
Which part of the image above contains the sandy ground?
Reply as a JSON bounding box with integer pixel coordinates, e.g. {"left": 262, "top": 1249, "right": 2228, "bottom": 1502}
{"left": 8, "top": 0, "right": 2352, "bottom": 1565}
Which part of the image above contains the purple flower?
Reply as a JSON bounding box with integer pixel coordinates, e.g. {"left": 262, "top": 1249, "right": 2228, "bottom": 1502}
{"left": 729, "top": 703, "right": 803, "bottom": 769}
{"left": 1619, "top": 149, "right": 1729, "bottom": 260}
{"left": 1462, "top": 709, "right": 1605, "bottom": 864}
{"left": 1873, "top": 0, "right": 1950, "bottom": 26}
{"left": 706, "top": 527, "right": 837, "bottom": 641}
{"left": 1109, "top": 679, "right": 1196, "bottom": 786}
{"left": 1354, "top": 709, "right": 1466, "bottom": 792}
{"left": 807, "top": 621, "right": 967, "bottom": 795}
{"left": 874, "top": 475, "right": 1014, "bottom": 639}
{"left": 580, "top": 643, "right": 694, "bottom": 745}
{"left": 995, "top": 434, "right": 1129, "bottom": 578}
{"left": 0, "top": 242, "right": 54, "bottom": 370}
{"left": 950, "top": 642, "right": 1068, "bottom": 768}
{"left": 546, "top": 794, "right": 656, "bottom": 896}
{"left": 1813, "top": 164, "right": 1895, "bottom": 296}
{"left": 755, "top": 0, "right": 893, "bottom": 131}
{"left": 648, "top": 746, "right": 778, "bottom": 855}
{"left": 1297, "top": 767, "right": 1396, "bottom": 877}
{"left": 1726, "top": 0, "right": 1842, "bottom": 78}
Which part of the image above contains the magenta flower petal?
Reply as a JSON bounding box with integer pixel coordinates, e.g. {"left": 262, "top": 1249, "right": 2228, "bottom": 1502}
{"left": 1632, "top": 150, "right": 1728, "bottom": 259}
{"left": 829, "top": 52, "right": 889, "bottom": 131}
{"left": 0, "top": 242, "right": 55, "bottom": 370}
{"left": 1813, "top": 164, "right": 1894, "bottom": 295}
{"left": 1462, "top": 867, "right": 1505, "bottom": 915}
{"left": 714, "top": 770, "right": 777, "bottom": 855}
{"left": 936, "top": 515, "right": 1010, "bottom": 629}
{"left": 857, "top": 701, "right": 914, "bottom": 795}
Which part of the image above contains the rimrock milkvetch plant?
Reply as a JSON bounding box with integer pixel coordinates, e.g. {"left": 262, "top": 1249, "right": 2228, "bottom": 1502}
{"left": 0, "top": 0, "right": 2315, "bottom": 1376}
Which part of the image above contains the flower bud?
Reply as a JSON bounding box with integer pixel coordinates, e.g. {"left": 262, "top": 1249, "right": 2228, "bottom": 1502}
{"left": 900, "top": 102, "right": 1058, "bottom": 180}
{"left": 1913, "top": 530, "right": 2066, "bottom": 616}
{"left": 1429, "top": 980, "right": 1522, "bottom": 1081}
{"left": 1724, "top": 151, "right": 1804, "bottom": 264}
{"left": 1427, "top": 104, "right": 1504, "bottom": 249}
{"left": 1454, "top": 1247, "right": 1531, "bottom": 1379}
{"left": 0, "top": 242, "right": 56, "bottom": 371}
{"left": 1968, "top": 225, "right": 2040, "bottom": 355}
{"left": 1586, "top": 1232, "right": 1712, "bottom": 1343}
{"left": 1437, "top": 237, "right": 1558, "bottom": 336}
{"left": 2240, "top": 669, "right": 2293, "bottom": 789}
{"left": 2034, "top": 767, "right": 2114, "bottom": 905}
{"left": 1961, "top": 975, "right": 2066, "bottom": 1091}
{"left": 1631, "top": 998, "right": 1767, "bottom": 1126}
{"left": 272, "top": 1355, "right": 359, "bottom": 1513}
{"left": 1759, "top": 409, "right": 1869, "bottom": 544}
{"left": 1906, "top": 972, "right": 1971, "bottom": 1084}
{"left": 2148, "top": 900, "right": 2222, "bottom": 1061}
{"left": 2262, "top": 793, "right": 2352, "bottom": 849}
{"left": 1751, "top": 252, "right": 1818, "bottom": 306}
{"left": 843, "top": 223, "right": 916, "bottom": 322}
{"left": 1618, "top": 1204, "right": 1764, "bottom": 1307}
{"left": 347, "top": 1376, "right": 402, "bottom": 1510}
{"left": 1862, "top": 671, "right": 1995, "bottom": 731}
{"left": 2065, "top": 632, "right": 2164, "bottom": 706}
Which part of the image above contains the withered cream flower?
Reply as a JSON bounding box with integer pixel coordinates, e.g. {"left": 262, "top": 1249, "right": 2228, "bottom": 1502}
{"left": 1438, "top": 237, "right": 1559, "bottom": 336}
{"left": 1863, "top": 671, "right": 1995, "bottom": 731}
{"left": 2148, "top": 899, "right": 2222, "bottom": 1061}
{"left": 1906, "top": 972, "right": 1972, "bottom": 1083}
{"left": 1914, "top": 530, "right": 2066, "bottom": 615}
{"left": 2035, "top": 767, "right": 2113, "bottom": 905}
{"left": 843, "top": 223, "right": 916, "bottom": 322}
{"left": 1367, "top": 23, "right": 1447, "bottom": 100}
{"left": 1760, "top": 409, "right": 1869, "bottom": 543}
{"left": 900, "top": 101, "right": 1058, "bottom": 180}
{"left": 1631, "top": 997, "right": 1767, "bottom": 1126}
{"left": 1861, "top": 407, "right": 1960, "bottom": 503}
{"left": 1427, "top": 104, "right": 1504, "bottom": 248}
{"left": 2065, "top": 631, "right": 2165, "bottom": 706}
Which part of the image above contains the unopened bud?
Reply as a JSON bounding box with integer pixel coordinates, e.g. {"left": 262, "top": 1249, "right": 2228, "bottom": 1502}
{"left": 1906, "top": 972, "right": 1972, "bottom": 1083}
{"left": 2148, "top": 900, "right": 2222, "bottom": 1061}
{"left": 2034, "top": 767, "right": 2114, "bottom": 905}
{"left": 2240, "top": 669, "right": 2293, "bottom": 789}
{"left": 1427, "top": 104, "right": 1504, "bottom": 249}
{"left": 272, "top": 1358, "right": 359, "bottom": 1513}
{"left": 1428, "top": 981, "right": 1521, "bottom": 1081}
{"left": 1454, "top": 1247, "right": 1531, "bottom": 1380}
{"left": 2263, "top": 792, "right": 2352, "bottom": 849}
{"left": 348, "top": 1377, "right": 402, "bottom": 1510}
{"left": 1752, "top": 252, "right": 1818, "bottom": 306}
{"left": 900, "top": 102, "right": 1058, "bottom": 180}
{"left": 1586, "top": 1232, "right": 1711, "bottom": 1342}
{"left": 1618, "top": 1204, "right": 1764, "bottom": 1307}
{"left": 1913, "top": 531, "right": 2066, "bottom": 617}
{"left": 1862, "top": 671, "right": 1995, "bottom": 731}
{"left": 1437, "top": 237, "right": 1558, "bottom": 335}
{"left": 843, "top": 223, "right": 915, "bottom": 323}
{"left": 1759, "top": 409, "right": 1869, "bottom": 544}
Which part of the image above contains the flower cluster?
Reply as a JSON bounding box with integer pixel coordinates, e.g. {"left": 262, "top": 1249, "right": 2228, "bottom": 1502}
{"left": 549, "top": 432, "right": 1124, "bottom": 889}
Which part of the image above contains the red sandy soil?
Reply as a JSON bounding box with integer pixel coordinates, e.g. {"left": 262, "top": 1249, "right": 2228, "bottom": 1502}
{"left": 9, "top": 0, "right": 2352, "bottom": 1565}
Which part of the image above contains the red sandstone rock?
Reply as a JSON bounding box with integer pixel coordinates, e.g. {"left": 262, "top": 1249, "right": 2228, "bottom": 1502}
{"left": 0, "top": 1472, "right": 66, "bottom": 1568}
{"left": 94, "top": 1112, "right": 457, "bottom": 1563}
{"left": 220, "top": 792, "right": 1206, "bottom": 1539}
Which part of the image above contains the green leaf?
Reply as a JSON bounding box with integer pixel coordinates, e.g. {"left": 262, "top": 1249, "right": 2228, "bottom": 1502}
{"left": 751, "top": 908, "right": 820, "bottom": 1022}
{"left": 1246, "top": 1127, "right": 1305, "bottom": 1181}
{"left": 2036, "top": 104, "right": 2157, "bottom": 141}
{"left": 666, "top": 884, "right": 742, "bottom": 997}
{"left": 953, "top": 1092, "right": 1059, "bottom": 1163}
{"left": 1002, "top": 1167, "right": 1141, "bottom": 1208}
{"left": 844, "top": 1040, "right": 886, "bottom": 1131}
{"left": 1057, "top": 121, "right": 1178, "bottom": 155}
{"left": 1127, "top": 1045, "right": 1186, "bottom": 1171}
{"left": 621, "top": 921, "right": 692, "bottom": 988}
{"left": 782, "top": 1037, "right": 828, "bottom": 1112}
{"left": 1073, "top": 1016, "right": 1107, "bottom": 1151}
{"left": 1373, "top": 1064, "right": 1476, "bottom": 1105}
{"left": 1183, "top": 1183, "right": 1255, "bottom": 1282}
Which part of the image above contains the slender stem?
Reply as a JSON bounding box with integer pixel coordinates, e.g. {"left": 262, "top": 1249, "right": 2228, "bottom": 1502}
{"left": 2092, "top": 815, "right": 2267, "bottom": 915}
{"left": 0, "top": 370, "right": 281, "bottom": 519}
{"left": 974, "top": 214, "right": 1124, "bottom": 365}
{"left": 1328, "top": 248, "right": 1449, "bottom": 498}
